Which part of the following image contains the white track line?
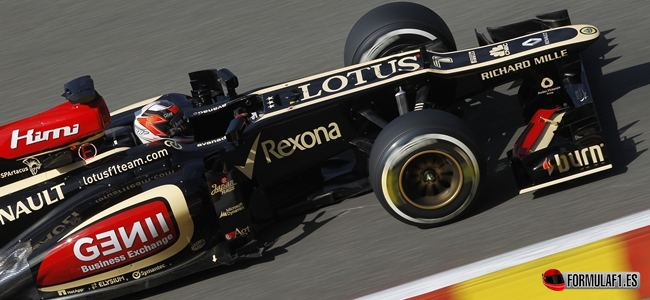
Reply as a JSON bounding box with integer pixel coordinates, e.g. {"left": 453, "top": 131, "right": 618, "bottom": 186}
{"left": 357, "top": 208, "right": 650, "bottom": 299}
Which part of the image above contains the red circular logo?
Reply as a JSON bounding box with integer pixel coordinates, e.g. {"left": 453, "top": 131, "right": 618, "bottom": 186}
{"left": 542, "top": 269, "right": 565, "bottom": 291}
{"left": 78, "top": 143, "right": 98, "bottom": 160}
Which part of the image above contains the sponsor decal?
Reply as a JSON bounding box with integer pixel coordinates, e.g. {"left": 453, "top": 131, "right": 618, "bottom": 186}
{"left": 190, "top": 239, "right": 205, "bottom": 251}
{"left": 480, "top": 60, "right": 531, "bottom": 80}
{"left": 81, "top": 149, "right": 169, "bottom": 185}
{"left": 191, "top": 103, "right": 227, "bottom": 116}
{"left": 78, "top": 143, "right": 98, "bottom": 160}
{"left": 197, "top": 136, "right": 226, "bottom": 147}
{"left": 0, "top": 167, "right": 29, "bottom": 179}
{"left": 468, "top": 51, "right": 477, "bottom": 64}
{"left": 219, "top": 202, "right": 244, "bottom": 219}
{"left": 225, "top": 226, "right": 251, "bottom": 241}
{"left": 580, "top": 27, "right": 598, "bottom": 35}
{"left": 134, "top": 127, "right": 150, "bottom": 136}
{"left": 489, "top": 43, "right": 510, "bottom": 57}
{"left": 211, "top": 177, "right": 237, "bottom": 196}
{"left": 74, "top": 214, "right": 173, "bottom": 269}
{"left": 235, "top": 134, "right": 261, "bottom": 180}
{"left": 90, "top": 275, "right": 127, "bottom": 290}
{"left": 33, "top": 212, "right": 81, "bottom": 250}
{"left": 431, "top": 55, "right": 453, "bottom": 68}
{"left": 543, "top": 32, "right": 550, "bottom": 45}
{"left": 261, "top": 122, "right": 342, "bottom": 163}
{"left": 0, "top": 183, "right": 66, "bottom": 226}
{"left": 481, "top": 49, "right": 569, "bottom": 80}
{"left": 94, "top": 170, "right": 176, "bottom": 203}
{"left": 522, "top": 38, "right": 542, "bottom": 46}
{"left": 164, "top": 139, "right": 182, "bottom": 150}
{"left": 37, "top": 185, "right": 192, "bottom": 293}
{"left": 57, "top": 288, "right": 84, "bottom": 296}
{"left": 539, "top": 77, "right": 561, "bottom": 95}
{"left": 37, "top": 200, "right": 177, "bottom": 286}
{"left": 542, "top": 157, "right": 554, "bottom": 176}
{"left": 545, "top": 144, "right": 606, "bottom": 175}
{"left": 132, "top": 264, "right": 166, "bottom": 280}
{"left": 79, "top": 254, "right": 129, "bottom": 272}
{"left": 22, "top": 157, "right": 42, "bottom": 176}
{"left": 298, "top": 55, "right": 420, "bottom": 101}
{"left": 533, "top": 49, "right": 569, "bottom": 64}
{"left": 10, "top": 124, "right": 80, "bottom": 149}
{"left": 267, "top": 96, "right": 276, "bottom": 109}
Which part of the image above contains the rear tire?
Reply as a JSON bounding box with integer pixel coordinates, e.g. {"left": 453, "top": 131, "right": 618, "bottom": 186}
{"left": 369, "top": 110, "right": 485, "bottom": 227}
{"left": 344, "top": 2, "right": 456, "bottom": 66}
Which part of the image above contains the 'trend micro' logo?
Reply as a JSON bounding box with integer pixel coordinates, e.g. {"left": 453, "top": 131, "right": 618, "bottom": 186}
{"left": 543, "top": 269, "right": 565, "bottom": 291}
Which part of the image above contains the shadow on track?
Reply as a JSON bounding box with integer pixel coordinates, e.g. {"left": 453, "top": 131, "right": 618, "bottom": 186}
{"left": 460, "top": 28, "right": 649, "bottom": 218}
{"left": 531, "top": 28, "right": 648, "bottom": 198}
{"left": 130, "top": 210, "right": 345, "bottom": 300}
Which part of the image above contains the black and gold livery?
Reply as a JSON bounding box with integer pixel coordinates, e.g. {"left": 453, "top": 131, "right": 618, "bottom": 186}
{"left": 0, "top": 4, "right": 609, "bottom": 299}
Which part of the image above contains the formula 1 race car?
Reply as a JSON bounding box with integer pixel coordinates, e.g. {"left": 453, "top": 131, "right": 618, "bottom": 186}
{"left": 0, "top": 2, "right": 609, "bottom": 299}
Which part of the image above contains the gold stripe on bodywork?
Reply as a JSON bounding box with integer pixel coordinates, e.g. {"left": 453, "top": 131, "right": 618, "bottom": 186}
{"left": 0, "top": 147, "right": 130, "bottom": 198}
{"left": 253, "top": 25, "right": 598, "bottom": 121}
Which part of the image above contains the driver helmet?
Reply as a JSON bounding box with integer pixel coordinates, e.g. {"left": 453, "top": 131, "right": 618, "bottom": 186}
{"left": 133, "top": 100, "right": 193, "bottom": 144}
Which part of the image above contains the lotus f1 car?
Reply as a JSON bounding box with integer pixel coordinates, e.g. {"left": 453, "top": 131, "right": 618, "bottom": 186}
{"left": 0, "top": 2, "right": 608, "bottom": 299}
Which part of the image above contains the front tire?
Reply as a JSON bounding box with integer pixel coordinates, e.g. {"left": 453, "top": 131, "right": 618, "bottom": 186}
{"left": 344, "top": 2, "right": 456, "bottom": 66}
{"left": 369, "top": 110, "right": 485, "bottom": 227}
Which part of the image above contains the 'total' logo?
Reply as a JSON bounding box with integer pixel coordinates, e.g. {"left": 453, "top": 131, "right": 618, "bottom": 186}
{"left": 543, "top": 269, "right": 565, "bottom": 291}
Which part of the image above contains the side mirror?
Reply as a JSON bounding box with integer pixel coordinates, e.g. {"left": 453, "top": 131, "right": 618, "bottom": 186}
{"left": 62, "top": 75, "right": 97, "bottom": 104}
{"left": 225, "top": 116, "right": 246, "bottom": 144}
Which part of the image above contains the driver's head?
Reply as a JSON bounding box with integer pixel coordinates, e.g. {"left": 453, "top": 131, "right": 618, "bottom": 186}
{"left": 133, "top": 100, "right": 193, "bottom": 144}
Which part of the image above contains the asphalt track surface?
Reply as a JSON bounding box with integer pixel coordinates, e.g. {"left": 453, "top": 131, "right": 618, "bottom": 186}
{"left": 1, "top": 1, "right": 648, "bottom": 299}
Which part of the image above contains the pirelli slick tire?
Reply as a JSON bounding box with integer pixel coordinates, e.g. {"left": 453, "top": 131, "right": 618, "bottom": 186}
{"left": 344, "top": 2, "right": 456, "bottom": 66}
{"left": 369, "top": 110, "right": 485, "bottom": 227}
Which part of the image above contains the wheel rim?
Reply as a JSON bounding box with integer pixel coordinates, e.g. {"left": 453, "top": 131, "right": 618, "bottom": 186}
{"left": 398, "top": 150, "right": 463, "bottom": 210}
{"left": 376, "top": 37, "right": 443, "bottom": 59}
{"left": 378, "top": 43, "right": 417, "bottom": 57}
